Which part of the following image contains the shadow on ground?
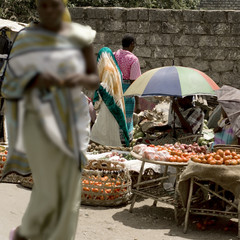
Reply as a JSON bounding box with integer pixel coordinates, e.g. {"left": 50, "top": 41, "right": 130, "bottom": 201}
{"left": 111, "top": 202, "right": 238, "bottom": 240}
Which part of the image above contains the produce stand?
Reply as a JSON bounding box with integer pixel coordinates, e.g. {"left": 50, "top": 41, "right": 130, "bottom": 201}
{"left": 129, "top": 151, "right": 187, "bottom": 223}
{"left": 178, "top": 158, "right": 240, "bottom": 238}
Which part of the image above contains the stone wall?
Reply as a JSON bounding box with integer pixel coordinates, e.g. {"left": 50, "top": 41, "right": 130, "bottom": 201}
{"left": 200, "top": 0, "right": 240, "bottom": 10}
{"left": 70, "top": 7, "right": 240, "bottom": 88}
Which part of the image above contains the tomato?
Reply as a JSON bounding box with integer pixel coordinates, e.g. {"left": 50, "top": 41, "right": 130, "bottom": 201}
{"left": 225, "top": 160, "right": 231, "bottom": 165}
{"left": 182, "top": 157, "right": 188, "bottom": 162}
{"left": 233, "top": 155, "right": 239, "bottom": 160}
{"left": 216, "top": 159, "right": 223, "bottom": 165}
{"left": 224, "top": 150, "right": 231, "bottom": 156}
{"left": 214, "top": 154, "right": 221, "bottom": 160}
{"left": 177, "top": 156, "right": 183, "bottom": 162}
{"left": 207, "top": 156, "right": 213, "bottom": 164}
{"left": 223, "top": 155, "right": 232, "bottom": 161}
{"left": 201, "top": 159, "right": 207, "bottom": 164}
{"left": 209, "top": 159, "right": 217, "bottom": 165}
{"left": 231, "top": 159, "right": 238, "bottom": 165}
{"left": 232, "top": 151, "right": 237, "bottom": 157}
{"left": 217, "top": 149, "right": 224, "bottom": 157}
{"left": 169, "top": 157, "right": 176, "bottom": 162}
{"left": 238, "top": 159, "right": 240, "bottom": 164}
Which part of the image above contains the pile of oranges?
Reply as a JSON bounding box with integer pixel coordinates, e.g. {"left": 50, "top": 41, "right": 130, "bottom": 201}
{"left": 82, "top": 175, "right": 127, "bottom": 201}
{"left": 191, "top": 149, "right": 240, "bottom": 165}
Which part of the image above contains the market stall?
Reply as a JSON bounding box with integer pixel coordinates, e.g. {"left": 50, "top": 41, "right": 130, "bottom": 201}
{"left": 129, "top": 143, "right": 208, "bottom": 223}
{"left": 178, "top": 145, "right": 240, "bottom": 238}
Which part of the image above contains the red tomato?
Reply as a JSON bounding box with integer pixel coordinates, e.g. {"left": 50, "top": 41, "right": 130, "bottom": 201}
{"left": 216, "top": 159, "right": 223, "bottom": 165}
{"left": 224, "top": 150, "right": 231, "bottom": 156}
{"left": 209, "top": 159, "right": 217, "bottom": 165}
{"left": 225, "top": 160, "right": 231, "bottom": 165}
{"left": 217, "top": 149, "right": 224, "bottom": 157}
{"left": 231, "top": 159, "right": 238, "bottom": 165}
{"left": 214, "top": 154, "right": 221, "bottom": 160}
{"left": 201, "top": 159, "right": 207, "bottom": 164}
{"left": 232, "top": 151, "right": 237, "bottom": 157}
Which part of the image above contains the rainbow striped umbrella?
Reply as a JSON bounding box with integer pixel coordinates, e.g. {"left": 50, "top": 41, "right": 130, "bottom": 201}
{"left": 124, "top": 66, "right": 219, "bottom": 97}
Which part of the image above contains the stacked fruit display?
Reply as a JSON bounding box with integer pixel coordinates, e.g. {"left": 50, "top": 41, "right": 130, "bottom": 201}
{"left": 133, "top": 143, "right": 208, "bottom": 163}
{"left": 0, "top": 148, "right": 8, "bottom": 177}
{"left": 191, "top": 149, "right": 240, "bottom": 165}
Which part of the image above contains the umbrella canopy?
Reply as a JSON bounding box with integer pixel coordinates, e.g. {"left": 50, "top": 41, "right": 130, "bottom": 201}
{"left": 124, "top": 66, "right": 219, "bottom": 97}
{"left": 216, "top": 85, "right": 240, "bottom": 138}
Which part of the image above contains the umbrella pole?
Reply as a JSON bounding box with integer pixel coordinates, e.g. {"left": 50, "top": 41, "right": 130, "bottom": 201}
{"left": 172, "top": 97, "right": 177, "bottom": 139}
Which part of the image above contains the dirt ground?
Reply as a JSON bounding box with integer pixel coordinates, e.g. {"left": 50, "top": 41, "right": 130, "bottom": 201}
{"left": 0, "top": 183, "right": 238, "bottom": 240}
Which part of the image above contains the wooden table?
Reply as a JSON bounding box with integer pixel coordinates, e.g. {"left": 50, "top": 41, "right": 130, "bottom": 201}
{"left": 130, "top": 151, "right": 187, "bottom": 223}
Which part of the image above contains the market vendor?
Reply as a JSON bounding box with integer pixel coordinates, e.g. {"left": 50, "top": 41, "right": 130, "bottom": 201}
{"left": 213, "top": 107, "right": 240, "bottom": 146}
{"left": 168, "top": 96, "right": 205, "bottom": 135}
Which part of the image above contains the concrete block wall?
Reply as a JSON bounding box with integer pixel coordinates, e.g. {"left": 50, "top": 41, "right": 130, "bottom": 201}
{"left": 70, "top": 7, "right": 240, "bottom": 88}
{"left": 200, "top": 0, "right": 240, "bottom": 10}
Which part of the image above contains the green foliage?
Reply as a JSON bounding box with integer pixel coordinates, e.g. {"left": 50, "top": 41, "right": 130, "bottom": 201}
{"left": 0, "top": 0, "right": 37, "bottom": 22}
{"left": 0, "top": 0, "right": 200, "bottom": 23}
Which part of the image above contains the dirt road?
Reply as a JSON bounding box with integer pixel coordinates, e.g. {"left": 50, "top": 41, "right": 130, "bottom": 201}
{"left": 0, "top": 183, "right": 238, "bottom": 240}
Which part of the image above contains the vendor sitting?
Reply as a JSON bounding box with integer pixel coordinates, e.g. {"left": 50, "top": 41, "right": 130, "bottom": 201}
{"left": 168, "top": 96, "right": 204, "bottom": 135}
{"left": 213, "top": 108, "right": 240, "bottom": 146}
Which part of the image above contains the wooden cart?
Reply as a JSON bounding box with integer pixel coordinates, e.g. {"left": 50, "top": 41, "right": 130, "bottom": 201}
{"left": 130, "top": 151, "right": 187, "bottom": 223}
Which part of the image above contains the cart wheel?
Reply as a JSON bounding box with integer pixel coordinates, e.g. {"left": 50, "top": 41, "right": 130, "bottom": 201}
{"left": 174, "top": 190, "right": 185, "bottom": 226}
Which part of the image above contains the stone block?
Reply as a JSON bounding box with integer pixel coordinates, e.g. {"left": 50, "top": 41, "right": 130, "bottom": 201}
{"left": 198, "top": 36, "right": 218, "bottom": 47}
{"left": 127, "top": 9, "right": 138, "bottom": 20}
{"left": 127, "top": 22, "right": 150, "bottom": 33}
{"left": 184, "top": 23, "right": 208, "bottom": 35}
{"left": 149, "top": 60, "right": 164, "bottom": 69}
{"left": 86, "top": 8, "right": 110, "bottom": 19}
{"left": 209, "top": 23, "right": 230, "bottom": 35}
{"left": 203, "top": 11, "right": 227, "bottom": 23}
{"left": 149, "top": 34, "right": 172, "bottom": 46}
{"left": 149, "top": 9, "right": 172, "bottom": 22}
{"left": 104, "top": 32, "right": 123, "bottom": 45}
{"left": 149, "top": 22, "right": 162, "bottom": 33}
{"left": 227, "top": 49, "right": 240, "bottom": 60}
{"left": 162, "top": 22, "right": 182, "bottom": 34}
{"left": 202, "top": 48, "right": 227, "bottom": 60}
{"left": 221, "top": 72, "right": 240, "bottom": 88}
{"left": 134, "top": 47, "right": 152, "bottom": 58}
{"left": 93, "top": 44, "right": 104, "bottom": 54}
{"left": 136, "top": 34, "right": 147, "bottom": 45}
{"left": 174, "top": 47, "right": 201, "bottom": 57}
{"left": 95, "top": 32, "right": 105, "bottom": 44}
{"left": 154, "top": 47, "right": 174, "bottom": 59}
{"left": 231, "top": 24, "right": 240, "bottom": 35}
{"left": 163, "top": 58, "right": 179, "bottom": 66}
{"left": 110, "top": 8, "right": 126, "bottom": 20}
{"left": 139, "top": 9, "right": 149, "bottom": 20}
{"left": 210, "top": 60, "right": 234, "bottom": 72}
{"left": 181, "top": 58, "right": 210, "bottom": 71}
{"left": 173, "top": 35, "right": 196, "bottom": 46}
{"left": 228, "top": 11, "right": 240, "bottom": 23}
{"left": 69, "top": 7, "right": 85, "bottom": 19}
{"left": 218, "top": 36, "right": 240, "bottom": 47}
{"left": 183, "top": 10, "right": 203, "bottom": 22}
{"left": 104, "top": 21, "right": 126, "bottom": 32}
{"left": 139, "top": 58, "right": 147, "bottom": 68}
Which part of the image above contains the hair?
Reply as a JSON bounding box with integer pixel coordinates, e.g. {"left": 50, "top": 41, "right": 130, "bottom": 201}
{"left": 122, "top": 35, "right": 135, "bottom": 48}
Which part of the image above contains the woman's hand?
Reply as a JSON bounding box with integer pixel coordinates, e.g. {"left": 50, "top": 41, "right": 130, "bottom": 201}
{"left": 62, "top": 73, "right": 99, "bottom": 90}
{"left": 32, "top": 73, "right": 63, "bottom": 88}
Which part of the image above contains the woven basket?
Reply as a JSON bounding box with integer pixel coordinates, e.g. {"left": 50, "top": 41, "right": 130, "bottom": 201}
{"left": 81, "top": 160, "right": 132, "bottom": 207}
{"left": 213, "top": 144, "right": 240, "bottom": 154}
{"left": 0, "top": 154, "right": 7, "bottom": 178}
